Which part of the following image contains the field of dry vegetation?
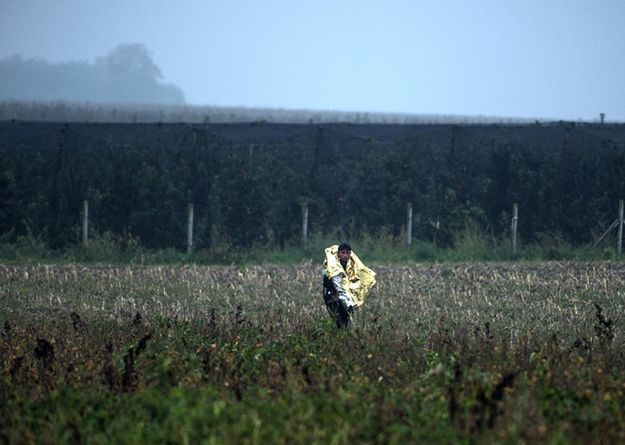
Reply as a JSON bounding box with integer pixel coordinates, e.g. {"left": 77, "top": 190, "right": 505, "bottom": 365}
{"left": 2, "top": 262, "right": 625, "bottom": 444}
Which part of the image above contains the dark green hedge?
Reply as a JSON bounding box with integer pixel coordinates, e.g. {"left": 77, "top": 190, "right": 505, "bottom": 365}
{"left": 1, "top": 121, "right": 624, "bottom": 250}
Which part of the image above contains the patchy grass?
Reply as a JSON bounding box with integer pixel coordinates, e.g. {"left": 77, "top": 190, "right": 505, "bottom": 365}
{"left": 2, "top": 263, "right": 625, "bottom": 444}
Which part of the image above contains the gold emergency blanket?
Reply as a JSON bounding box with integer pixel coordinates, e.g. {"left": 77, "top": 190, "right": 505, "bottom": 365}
{"left": 324, "top": 245, "right": 377, "bottom": 307}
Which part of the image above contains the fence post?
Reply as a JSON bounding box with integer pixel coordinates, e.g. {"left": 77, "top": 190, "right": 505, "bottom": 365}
{"left": 187, "top": 203, "right": 194, "bottom": 254}
{"left": 406, "top": 203, "right": 413, "bottom": 246}
{"left": 511, "top": 203, "right": 518, "bottom": 255}
{"left": 302, "top": 203, "right": 309, "bottom": 245}
{"left": 618, "top": 200, "right": 624, "bottom": 254}
{"left": 82, "top": 200, "right": 89, "bottom": 245}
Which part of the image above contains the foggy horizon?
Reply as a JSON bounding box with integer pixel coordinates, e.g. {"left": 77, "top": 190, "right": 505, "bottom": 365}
{"left": 0, "top": 46, "right": 543, "bottom": 122}
{"left": 1, "top": 1, "right": 624, "bottom": 122}
{"left": 0, "top": 44, "right": 185, "bottom": 106}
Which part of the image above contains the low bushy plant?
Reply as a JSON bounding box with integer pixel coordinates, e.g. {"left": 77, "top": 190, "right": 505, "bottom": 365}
{"left": 0, "top": 223, "right": 621, "bottom": 265}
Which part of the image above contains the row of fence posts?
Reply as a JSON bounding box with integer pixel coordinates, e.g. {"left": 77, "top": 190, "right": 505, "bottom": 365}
{"left": 300, "top": 201, "right": 625, "bottom": 254}
{"left": 298, "top": 202, "right": 524, "bottom": 253}
{"left": 80, "top": 200, "right": 196, "bottom": 254}
{"left": 79, "top": 200, "right": 624, "bottom": 255}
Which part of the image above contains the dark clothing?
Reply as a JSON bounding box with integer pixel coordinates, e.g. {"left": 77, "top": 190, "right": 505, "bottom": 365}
{"left": 323, "top": 275, "right": 352, "bottom": 328}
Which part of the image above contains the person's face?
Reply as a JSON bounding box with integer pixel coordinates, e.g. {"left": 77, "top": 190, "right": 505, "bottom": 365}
{"left": 338, "top": 249, "right": 351, "bottom": 262}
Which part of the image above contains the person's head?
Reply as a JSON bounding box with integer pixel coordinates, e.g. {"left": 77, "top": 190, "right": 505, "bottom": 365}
{"left": 338, "top": 243, "right": 352, "bottom": 262}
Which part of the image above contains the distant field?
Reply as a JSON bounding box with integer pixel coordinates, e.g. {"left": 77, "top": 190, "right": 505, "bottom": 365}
{"left": 2, "top": 262, "right": 625, "bottom": 444}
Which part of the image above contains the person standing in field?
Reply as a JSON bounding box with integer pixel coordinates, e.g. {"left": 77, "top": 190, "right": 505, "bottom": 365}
{"left": 323, "top": 243, "right": 376, "bottom": 328}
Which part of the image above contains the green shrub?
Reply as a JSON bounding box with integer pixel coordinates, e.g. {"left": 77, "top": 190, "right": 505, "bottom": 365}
{"left": 411, "top": 240, "right": 439, "bottom": 261}
{"left": 0, "top": 225, "right": 622, "bottom": 265}
{"left": 0, "top": 232, "right": 49, "bottom": 262}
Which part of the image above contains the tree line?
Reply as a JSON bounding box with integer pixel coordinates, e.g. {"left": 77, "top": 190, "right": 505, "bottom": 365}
{"left": 0, "top": 121, "right": 624, "bottom": 251}
{"left": 0, "top": 45, "right": 184, "bottom": 105}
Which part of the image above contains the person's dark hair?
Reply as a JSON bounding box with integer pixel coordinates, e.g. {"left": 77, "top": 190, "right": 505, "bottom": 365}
{"left": 338, "top": 243, "right": 352, "bottom": 252}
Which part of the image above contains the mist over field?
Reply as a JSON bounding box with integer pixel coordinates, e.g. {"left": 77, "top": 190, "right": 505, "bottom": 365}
{"left": 0, "top": 44, "right": 184, "bottom": 105}
{"left": 0, "top": 42, "right": 537, "bottom": 125}
{"left": 2, "top": 2, "right": 624, "bottom": 121}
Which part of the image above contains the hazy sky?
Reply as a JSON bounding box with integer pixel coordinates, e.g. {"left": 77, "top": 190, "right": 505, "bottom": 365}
{"left": 1, "top": 0, "right": 624, "bottom": 121}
